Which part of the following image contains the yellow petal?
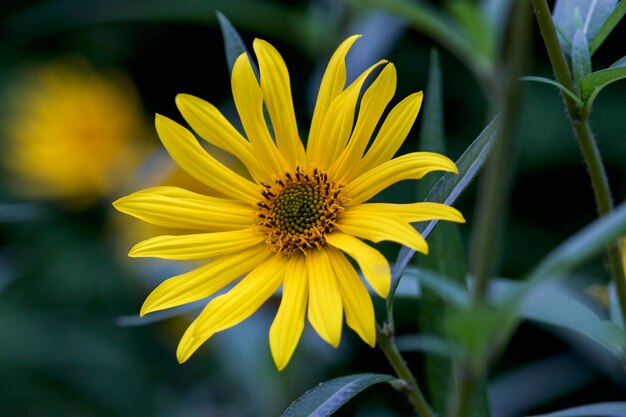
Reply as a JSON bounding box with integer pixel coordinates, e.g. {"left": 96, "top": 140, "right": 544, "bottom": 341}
{"left": 356, "top": 92, "right": 423, "bottom": 175}
{"left": 336, "top": 211, "right": 429, "bottom": 254}
{"left": 140, "top": 245, "right": 270, "bottom": 316}
{"left": 308, "top": 60, "right": 387, "bottom": 168}
{"left": 269, "top": 255, "right": 308, "bottom": 371}
{"left": 328, "top": 248, "right": 376, "bottom": 347}
{"left": 330, "top": 64, "right": 397, "bottom": 182}
{"left": 306, "top": 249, "right": 343, "bottom": 347}
{"left": 155, "top": 115, "right": 260, "bottom": 203}
{"left": 177, "top": 254, "right": 287, "bottom": 363}
{"left": 129, "top": 228, "right": 266, "bottom": 260}
{"left": 346, "top": 202, "right": 465, "bottom": 224}
{"left": 113, "top": 186, "right": 253, "bottom": 231}
{"left": 343, "top": 152, "right": 458, "bottom": 206}
{"left": 308, "top": 35, "right": 360, "bottom": 159}
{"left": 253, "top": 39, "right": 306, "bottom": 167}
{"left": 325, "top": 232, "right": 390, "bottom": 298}
{"left": 232, "top": 53, "right": 289, "bottom": 177}
{"left": 175, "top": 93, "right": 269, "bottom": 182}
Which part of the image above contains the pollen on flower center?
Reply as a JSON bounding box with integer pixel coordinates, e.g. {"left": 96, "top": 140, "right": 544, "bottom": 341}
{"left": 255, "top": 167, "right": 345, "bottom": 256}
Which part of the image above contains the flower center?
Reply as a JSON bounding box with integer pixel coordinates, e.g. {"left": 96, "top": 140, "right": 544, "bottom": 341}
{"left": 255, "top": 167, "right": 345, "bottom": 256}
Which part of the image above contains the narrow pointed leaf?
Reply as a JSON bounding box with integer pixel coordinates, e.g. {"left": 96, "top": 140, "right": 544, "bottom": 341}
{"left": 572, "top": 28, "right": 592, "bottom": 83}
{"left": 115, "top": 300, "right": 205, "bottom": 327}
{"left": 579, "top": 56, "right": 626, "bottom": 109}
{"left": 553, "top": 0, "right": 617, "bottom": 54}
{"left": 280, "top": 373, "right": 394, "bottom": 417}
{"left": 520, "top": 76, "right": 583, "bottom": 106}
{"left": 403, "top": 267, "right": 470, "bottom": 308}
{"left": 528, "top": 201, "right": 626, "bottom": 282}
{"left": 490, "top": 279, "right": 626, "bottom": 358}
{"left": 527, "top": 402, "right": 626, "bottom": 417}
{"left": 216, "top": 11, "right": 258, "bottom": 78}
{"left": 391, "top": 115, "right": 500, "bottom": 293}
{"left": 590, "top": 0, "right": 626, "bottom": 54}
{"left": 396, "top": 334, "right": 464, "bottom": 358}
{"left": 410, "top": 49, "right": 488, "bottom": 416}
{"left": 348, "top": 0, "right": 492, "bottom": 82}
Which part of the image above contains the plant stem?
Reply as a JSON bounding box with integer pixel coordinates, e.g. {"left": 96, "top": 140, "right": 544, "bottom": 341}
{"left": 377, "top": 324, "right": 436, "bottom": 417}
{"left": 530, "top": 0, "right": 626, "bottom": 323}
{"left": 448, "top": 364, "right": 473, "bottom": 417}
{"left": 469, "top": 0, "right": 530, "bottom": 304}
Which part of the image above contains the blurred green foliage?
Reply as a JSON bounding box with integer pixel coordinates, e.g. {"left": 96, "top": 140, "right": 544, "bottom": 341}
{"left": 1, "top": 0, "right": 626, "bottom": 416}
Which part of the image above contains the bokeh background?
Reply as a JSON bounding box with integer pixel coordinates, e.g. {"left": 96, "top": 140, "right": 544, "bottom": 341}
{"left": 0, "top": 1, "right": 625, "bottom": 416}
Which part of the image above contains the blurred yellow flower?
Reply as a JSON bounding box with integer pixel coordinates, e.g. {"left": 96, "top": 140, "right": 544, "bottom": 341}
{"left": 2, "top": 60, "right": 148, "bottom": 203}
{"left": 114, "top": 35, "right": 465, "bottom": 370}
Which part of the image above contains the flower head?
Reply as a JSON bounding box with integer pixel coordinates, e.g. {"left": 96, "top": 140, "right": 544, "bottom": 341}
{"left": 114, "top": 35, "right": 465, "bottom": 370}
{"left": 2, "top": 60, "right": 148, "bottom": 203}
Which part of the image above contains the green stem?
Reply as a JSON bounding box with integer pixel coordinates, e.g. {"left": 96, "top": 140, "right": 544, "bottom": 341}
{"left": 448, "top": 364, "right": 474, "bottom": 417}
{"left": 469, "top": 0, "right": 530, "bottom": 304}
{"left": 530, "top": 0, "right": 626, "bottom": 324}
{"left": 377, "top": 324, "right": 436, "bottom": 417}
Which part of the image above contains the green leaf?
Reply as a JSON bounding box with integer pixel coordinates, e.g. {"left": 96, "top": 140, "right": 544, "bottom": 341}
{"left": 491, "top": 279, "right": 626, "bottom": 358}
{"left": 280, "top": 373, "right": 395, "bottom": 417}
{"left": 579, "top": 55, "right": 626, "bottom": 110}
{"left": 572, "top": 28, "right": 592, "bottom": 83}
{"left": 480, "top": 0, "right": 515, "bottom": 46}
{"left": 528, "top": 201, "right": 626, "bottom": 283}
{"left": 387, "top": 49, "right": 446, "bottom": 314}
{"left": 395, "top": 334, "right": 465, "bottom": 358}
{"left": 444, "top": 305, "right": 516, "bottom": 359}
{"left": 412, "top": 50, "right": 491, "bottom": 417}
{"left": 115, "top": 300, "right": 205, "bottom": 327}
{"left": 349, "top": 0, "right": 493, "bottom": 84}
{"left": 404, "top": 267, "right": 470, "bottom": 308}
{"left": 519, "top": 76, "right": 584, "bottom": 107}
{"left": 216, "top": 11, "right": 258, "bottom": 78}
{"left": 447, "top": 0, "right": 495, "bottom": 61}
{"left": 553, "top": 0, "right": 618, "bottom": 54}
{"left": 590, "top": 0, "right": 626, "bottom": 54}
{"left": 391, "top": 115, "right": 501, "bottom": 292}
{"left": 527, "top": 402, "right": 626, "bottom": 417}
{"left": 0, "top": 203, "right": 46, "bottom": 223}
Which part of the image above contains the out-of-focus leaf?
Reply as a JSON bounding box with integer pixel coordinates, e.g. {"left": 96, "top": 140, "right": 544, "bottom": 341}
{"left": 280, "top": 373, "right": 394, "bottom": 417}
{"left": 527, "top": 402, "right": 626, "bottom": 417}
{"left": 572, "top": 28, "right": 592, "bottom": 83}
{"left": 404, "top": 267, "right": 470, "bottom": 308}
{"left": 490, "top": 279, "right": 626, "bottom": 359}
{"left": 396, "top": 334, "right": 464, "bottom": 358}
{"left": 553, "top": 0, "right": 617, "bottom": 54}
{"left": 520, "top": 76, "right": 584, "bottom": 107}
{"left": 490, "top": 354, "right": 596, "bottom": 417}
{"left": 349, "top": 0, "right": 492, "bottom": 83}
{"left": 447, "top": 0, "right": 495, "bottom": 61}
{"left": 388, "top": 49, "right": 446, "bottom": 311}
{"left": 590, "top": 0, "right": 626, "bottom": 54}
{"left": 392, "top": 115, "right": 500, "bottom": 290}
{"left": 579, "top": 56, "right": 626, "bottom": 110}
{"left": 411, "top": 49, "right": 488, "bottom": 417}
{"left": 609, "top": 282, "right": 625, "bottom": 328}
{"left": 480, "top": 0, "right": 514, "bottom": 43}
{"left": 528, "top": 201, "right": 626, "bottom": 283}
{"left": 115, "top": 299, "right": 205, "bottom": 327}
{"left": 0, "top": 203, "right": 46, "bottom": 223}
{"left": 444, "top": 305, "right": 516, "bottom": 359}
{"left": 216, "top": 11, "right": 258, "bottom": 78}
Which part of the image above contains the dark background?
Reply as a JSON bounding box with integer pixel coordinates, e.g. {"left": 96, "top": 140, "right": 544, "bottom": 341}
{"left": 0, "top": 1, "right": 625, "bottom": 416}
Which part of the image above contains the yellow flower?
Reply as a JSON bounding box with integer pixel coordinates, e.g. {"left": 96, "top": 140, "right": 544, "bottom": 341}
{"left": 114, "top": 35, "right": 465, "bottom": 370}
{"left": 2, "top": 60, "right": 148, "bottom": 203}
